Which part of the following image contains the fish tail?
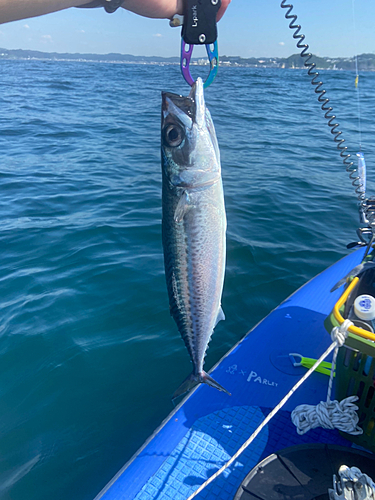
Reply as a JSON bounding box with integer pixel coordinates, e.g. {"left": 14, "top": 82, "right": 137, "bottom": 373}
{"left": 200, "top": 371, "right": 231, "bottom": 396}
{"left": 172, "top": 373, "right": 199, "bottom": 399}
{"left": 172, "top": 371, "right": 231, "bottom": 400}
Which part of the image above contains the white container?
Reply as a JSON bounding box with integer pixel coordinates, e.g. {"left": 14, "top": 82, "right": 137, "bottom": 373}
{"left": 354, "top": 294, "right": 375, "bottom": 321}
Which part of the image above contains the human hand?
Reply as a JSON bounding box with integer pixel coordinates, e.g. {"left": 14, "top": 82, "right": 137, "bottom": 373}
{"left": 122, "top": 0, "right": 231, "bottom": 21}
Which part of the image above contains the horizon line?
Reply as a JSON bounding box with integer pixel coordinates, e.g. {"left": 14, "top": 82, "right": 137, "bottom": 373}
{"left": 1, "top": 47, "right": 375, "bottom": 60}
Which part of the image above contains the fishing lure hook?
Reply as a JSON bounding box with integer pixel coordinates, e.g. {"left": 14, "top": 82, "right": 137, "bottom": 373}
{"left": 181, "top": 40, "right": 219, "bottom": 89}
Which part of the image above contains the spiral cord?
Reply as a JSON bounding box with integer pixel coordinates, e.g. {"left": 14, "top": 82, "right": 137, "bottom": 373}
{"left": 280, "top": 1, "right": 365, "bottom": 205}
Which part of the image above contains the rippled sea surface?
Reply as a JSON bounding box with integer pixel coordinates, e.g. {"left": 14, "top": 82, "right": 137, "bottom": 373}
{"left": 1, "top": 60, "right": 375, "bottom": 499}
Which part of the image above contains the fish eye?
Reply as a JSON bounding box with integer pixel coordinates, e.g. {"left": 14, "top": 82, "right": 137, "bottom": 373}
{"left": 163, "top": 124, "right": 184, "bottom": 147}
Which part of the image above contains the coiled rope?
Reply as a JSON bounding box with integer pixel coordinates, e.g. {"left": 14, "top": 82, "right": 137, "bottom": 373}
{"left": 186, "top": 322, "right": 356, "bottom": 500}
{"left": 291, "top": 320, "right": 362, "bottom": 436}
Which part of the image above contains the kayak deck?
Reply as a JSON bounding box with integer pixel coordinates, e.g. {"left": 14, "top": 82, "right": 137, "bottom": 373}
{"left": 95, "top": 248, "right": 366, "bottom": 500}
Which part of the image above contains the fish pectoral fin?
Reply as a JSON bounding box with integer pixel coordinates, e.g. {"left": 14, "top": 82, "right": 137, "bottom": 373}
{"left": 214, "top": 306, "right": 225, "bottom": 327}
{"left": 174, "top": 191, "right": 192, "bottom": 222}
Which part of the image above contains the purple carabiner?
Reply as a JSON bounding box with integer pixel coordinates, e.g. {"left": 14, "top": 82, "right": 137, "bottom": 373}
{"left": 181, "top": 41, "right": 195, "bottom": 87}
{"left": 181, "top": 39, "right": 219, "bottom": 88}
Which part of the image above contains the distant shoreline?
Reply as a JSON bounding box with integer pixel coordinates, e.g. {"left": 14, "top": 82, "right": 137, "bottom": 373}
{"left": 2, "top": 48, "right": 375, "bottom": 70}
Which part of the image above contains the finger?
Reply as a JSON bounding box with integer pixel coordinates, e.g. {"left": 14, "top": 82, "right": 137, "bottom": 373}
{"left": 217, "top": 0, "right": 231, "bottom": 22}
{"left": 121, "top": 0, "right": 182, "bottom": 19}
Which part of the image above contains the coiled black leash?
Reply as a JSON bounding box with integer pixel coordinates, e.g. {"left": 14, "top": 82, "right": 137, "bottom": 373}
{"left": 280, "top": 1, "right": 365, "bottom": 205}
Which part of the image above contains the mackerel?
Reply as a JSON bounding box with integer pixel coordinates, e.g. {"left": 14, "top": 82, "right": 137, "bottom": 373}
{"left": 161, "top": 78, "right": 230, "bottom": 398}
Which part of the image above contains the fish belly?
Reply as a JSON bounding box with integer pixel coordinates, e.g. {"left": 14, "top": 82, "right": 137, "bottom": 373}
{"left": 162, "top": 178, "right": 226, "bottom": 373}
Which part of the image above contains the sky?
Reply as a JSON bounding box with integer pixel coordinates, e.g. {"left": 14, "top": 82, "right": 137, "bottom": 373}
{"left": 0, "top": 0, "right": 375, "bottom": 58}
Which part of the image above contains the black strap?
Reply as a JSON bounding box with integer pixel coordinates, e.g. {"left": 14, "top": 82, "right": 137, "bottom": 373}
{"left": 77, "top": 0, "right": 123, "bottom": 13}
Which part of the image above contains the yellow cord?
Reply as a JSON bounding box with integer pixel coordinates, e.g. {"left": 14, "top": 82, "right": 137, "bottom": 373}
{"left": 333, "top": 277, "right": 375, "bottom": 342}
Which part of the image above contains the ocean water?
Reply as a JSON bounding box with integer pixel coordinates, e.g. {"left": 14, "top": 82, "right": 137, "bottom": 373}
{"left": 0, "top": 60, "right": 374, "bottom": 500}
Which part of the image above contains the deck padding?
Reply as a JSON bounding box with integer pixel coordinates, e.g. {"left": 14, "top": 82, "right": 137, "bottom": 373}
{"left": 95, "top": 248, "right": 367, "bottom": 500}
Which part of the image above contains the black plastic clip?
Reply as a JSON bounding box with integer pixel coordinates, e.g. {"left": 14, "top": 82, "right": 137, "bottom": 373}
{"left": 181, "top": 0, "right": 221, "bottom": 45}
{"left": 179, "top": 0, "right": 221, "bottom": 88}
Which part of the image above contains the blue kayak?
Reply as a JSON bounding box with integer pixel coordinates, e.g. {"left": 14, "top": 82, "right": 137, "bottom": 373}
{"left": 94, "top": 247, "right": 373, "bottom": 500}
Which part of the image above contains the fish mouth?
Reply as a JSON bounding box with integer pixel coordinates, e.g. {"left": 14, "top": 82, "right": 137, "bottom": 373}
{"left": 162, "top": 78, "right": 205, "bottom": 126}
{"left": 162, "top": 91, "right": 195, "bottom": 121}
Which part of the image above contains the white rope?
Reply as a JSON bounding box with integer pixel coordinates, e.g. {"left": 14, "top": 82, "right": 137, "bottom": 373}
{"left": 185, "top": 336, "right": 342, "bottom": 500}
{"left": 291, "top": 397, "right": 362, "bottom": 435}
{"left": 291, "top": 320, "right": 363, "bottom": 437}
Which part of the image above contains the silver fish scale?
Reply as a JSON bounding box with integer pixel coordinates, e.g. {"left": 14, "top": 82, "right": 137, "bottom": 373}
{"left": 162, "top": 175, "right": 226, "bottom": 374}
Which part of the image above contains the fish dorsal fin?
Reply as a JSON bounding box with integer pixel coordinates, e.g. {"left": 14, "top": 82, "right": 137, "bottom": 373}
{"left": 214, "top": 307, "right": 225, "bottom": 327}
{"left": 174, "top": 191, "right": 192, "bottom": 223}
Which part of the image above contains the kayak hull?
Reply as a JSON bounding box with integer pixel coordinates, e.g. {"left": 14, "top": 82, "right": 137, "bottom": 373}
{"left": 95, "top": 247, "right": 367, "bottom": 500}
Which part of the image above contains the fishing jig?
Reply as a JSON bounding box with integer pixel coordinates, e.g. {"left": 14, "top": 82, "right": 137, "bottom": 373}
{"left": 171, "top": 0, "right": 221, "bottom": 88}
